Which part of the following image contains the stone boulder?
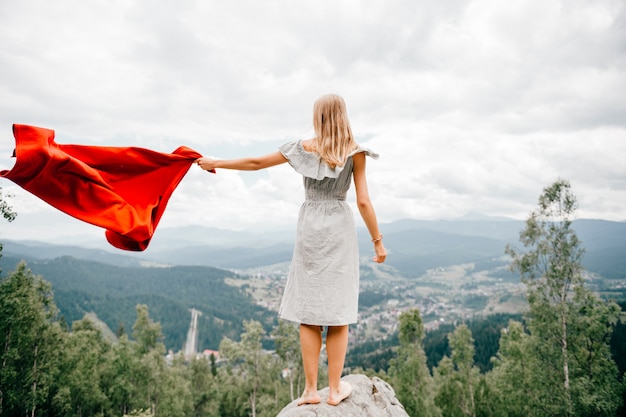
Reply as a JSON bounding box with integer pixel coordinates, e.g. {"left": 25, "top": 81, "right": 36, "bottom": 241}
{"left": 276, "top": 374, "right": 409, "bottom": 417}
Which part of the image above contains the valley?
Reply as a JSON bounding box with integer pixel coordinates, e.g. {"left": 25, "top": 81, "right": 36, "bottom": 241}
{"left": 1, "top": 216, "right": 624, "bottom": 353}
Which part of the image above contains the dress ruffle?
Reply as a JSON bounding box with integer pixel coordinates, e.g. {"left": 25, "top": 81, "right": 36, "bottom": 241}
{"left": 279, "top": 140, "right": 378, "bottom": 180}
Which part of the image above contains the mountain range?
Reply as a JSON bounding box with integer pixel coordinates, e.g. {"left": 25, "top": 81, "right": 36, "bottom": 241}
{"left": 1, "top": 216, "right": 624, "bottom": 351}
{"left": 3, "top": 217, "right": 625, "bottom": 278}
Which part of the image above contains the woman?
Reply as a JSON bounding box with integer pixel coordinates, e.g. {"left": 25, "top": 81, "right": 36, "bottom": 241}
{"left": 196, "top": 94, "right": 386, "bottom": 406}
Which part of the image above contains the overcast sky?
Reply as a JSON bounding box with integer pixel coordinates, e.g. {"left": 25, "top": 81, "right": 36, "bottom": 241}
{"left": 1, "top": 0, "right": 625, "bottom": 243}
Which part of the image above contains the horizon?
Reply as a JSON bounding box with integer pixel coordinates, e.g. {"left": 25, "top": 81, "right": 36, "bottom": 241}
{"left": 1, "top": 212, "right": 624, "bottom": 249}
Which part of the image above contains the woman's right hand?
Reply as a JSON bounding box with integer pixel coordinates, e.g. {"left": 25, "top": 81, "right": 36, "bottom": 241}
{"left": 373, "top": 241, "right": 387, "bottom": 263}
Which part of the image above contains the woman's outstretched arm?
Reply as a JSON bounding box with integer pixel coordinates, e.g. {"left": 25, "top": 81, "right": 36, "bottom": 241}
{"left": 196, "top": 151, "right": 288, "bottom": 171}
{"left": 352, "top": 152, "right": 387, "bottom": 263}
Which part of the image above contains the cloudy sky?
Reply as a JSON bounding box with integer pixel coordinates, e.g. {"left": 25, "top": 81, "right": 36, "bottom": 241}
{"left": 1, "top": 0, "right": 625, "bottom": 243}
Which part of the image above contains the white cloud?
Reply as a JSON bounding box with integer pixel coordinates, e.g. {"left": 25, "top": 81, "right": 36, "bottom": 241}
{"left": 1, "top": 0, "right": 625, "bottom": 242}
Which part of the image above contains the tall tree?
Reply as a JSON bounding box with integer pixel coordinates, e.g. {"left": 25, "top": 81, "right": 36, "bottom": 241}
{"left": 271, "top": 321, "right": 302, "bottom": 402}
{"left": 0, "top": 263, "right": 63, "bottom": 416}
{"left": 434, "top": 324, "right": 480, "bottom": 417}
{"left": 389, "top": 309, "right": 440, "bottom": 417}
{"left": 188, "top": 356, "right": 219, "bottom": 417}
{"left": 131, "top": 304, "right": 168, "bottom": 415}
{"left": 506, "top": 179, "right": 622, "bottom": 416}
{"left": 133, "top": 304, "right": 164, "bottom": 355}
{"left": 220, "top": 320, "right": 281, "bottom": 417}
{"left": 568, "top": 291, "right": 622, "bottom": 416}
{"left": 52, "top": 318, "right": 113, "bottom": 416}
{"left": 107, "top": 334, "right": 142, "bottom": 416}
{"left": 506, "top": 180, "right": 580, "bottom": 414}
{"left": 156, "top": 354, "right": 193, "bottom": 417}
{"left": 490, "top": 320, "right": 543, "bottom": 417}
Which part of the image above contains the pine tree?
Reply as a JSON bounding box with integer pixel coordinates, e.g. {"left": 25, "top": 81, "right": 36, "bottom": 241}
{"left": 389, "top": 309, "right": 441, "bottom": 417}
{"left": 434, "top": 324, "right": 480, "bottom": 417}
{"left": 131, "top": 304, "right": 167, "bottom": 415}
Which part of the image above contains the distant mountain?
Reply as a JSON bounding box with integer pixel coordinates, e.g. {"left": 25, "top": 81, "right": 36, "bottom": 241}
{"left": 363, "top": 217, "right": 626, "bottom": 279}
{"left": 379, "top": 217, "right": 523, "bottom": 241}
{"left": 134, "top": 243, "right": 294, "bottom": 269}
{"left": 2, "top": 240, "right": 145, "bottom": 267}
{"left": 2, "top": 216, "right": 625, "bottom": 279}
{"left": 573, "top": 219, "right": 626, "bottom": 279}
{"left": 360, "top": 227, "right": 510, "bottom": 277}
{"left": 1, "top": 216, "right": 624, "bottom": 352}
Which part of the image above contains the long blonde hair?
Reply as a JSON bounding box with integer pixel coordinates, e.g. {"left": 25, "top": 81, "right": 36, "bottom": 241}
{"left": 312, "top": 94, "right": 357, "bottom": 169}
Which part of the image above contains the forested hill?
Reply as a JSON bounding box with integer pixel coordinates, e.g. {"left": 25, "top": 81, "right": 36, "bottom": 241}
{"left": 0, "top": 255, "right": 275, "bottom": 351}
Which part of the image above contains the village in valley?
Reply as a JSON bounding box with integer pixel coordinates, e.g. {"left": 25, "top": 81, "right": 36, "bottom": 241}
{"left": 226, "top": 256, "right": 530, "bottom": 346}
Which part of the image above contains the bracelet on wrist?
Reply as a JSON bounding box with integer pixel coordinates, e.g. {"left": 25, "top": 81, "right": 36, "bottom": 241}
{"left": 371, "top": 234, "right": 383, "bottom": 243}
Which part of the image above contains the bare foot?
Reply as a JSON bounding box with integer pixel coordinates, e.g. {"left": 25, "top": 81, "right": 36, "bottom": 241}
{"left": 327, "top": 381, "right": 352, "bottom": 406}
{"left": 297, "top": 390, "right": 321, "bottom": 406}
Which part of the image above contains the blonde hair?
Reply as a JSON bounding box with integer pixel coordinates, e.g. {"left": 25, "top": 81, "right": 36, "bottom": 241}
{"left": 312, "top": 94, "right": 357, "bottom": 169}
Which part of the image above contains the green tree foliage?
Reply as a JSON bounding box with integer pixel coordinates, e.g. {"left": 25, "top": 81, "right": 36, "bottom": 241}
{"left": 491, "top": 320, "right": 543, "bottom": 416}
{"left": 219, "top": 320, "right": 285, "bottom": 417}
{"left": 505, "top": 180, "right": 623, "bottom": 416}
{"left": 156, "top": 354, "right": 193, "bottom": 417}
{"left": 0, "top": 259, "right": 301, "bottom": 417}
{"left": 568, "top": 291, "right": 622, "bottom": 416}
{"left": 2, "top": 178, "right": 624, "bottom": 416}
{"left": 0, "top": 262, "right": 63, "bottom": 416}
{"left": 108, "top": 334, "right": 142, "bottom": 416}
{"left": 434, "top": 324, "right": 480, "bottom": 417}
{"left": 505, "top": 180, "right": 581, "bottom": 414}
{"left": 129, "top": 304, "right": 196, "bottom": 417}
{"left": 389, "top": 309, "right": 440, "bottom": 417}
{"left": 187, "top": 356, "right": 220, "bottom": 417}
{"left": 0, "top": 187, "right": 16, "bottom": 224}
{"left": 271, "top": 321, "right": 302, "bottom": 402}
{"left": 0, "top": 255, "right": 276, "bottom": 351}
{"left": 0, "top": 187, "right": 16, "bottom": 263}
{"left": 423, "top": 314, "right": 521, "bottom": 373}
{"left": 610, "top": 301, "right": 626, "bottom": 377}
{"left": 133, "top": 304, "right": 165, "bottom": 355}
{"left": 345, "top": 333, "right": 398, "bottom": 373}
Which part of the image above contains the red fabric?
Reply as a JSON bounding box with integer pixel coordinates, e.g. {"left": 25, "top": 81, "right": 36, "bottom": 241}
{"left": 1, "top": 124, "right": 206, "bottom": 251}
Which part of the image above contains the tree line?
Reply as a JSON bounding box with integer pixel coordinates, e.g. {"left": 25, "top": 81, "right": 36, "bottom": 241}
{"left": 1, "top": 180, "right": 624, "bottom": 416}
{"left": 386, "top": 181, "right": 625, "bottom": 417}
{"left": 0, "top": 260, "right": 305, "bottom": 417}
{"left": 0, "top": 254, "right": 277, "bottom": 352}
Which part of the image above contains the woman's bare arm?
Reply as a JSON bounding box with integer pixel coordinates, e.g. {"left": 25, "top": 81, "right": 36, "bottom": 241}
{"left": 196, "top": 151, "right": 288, "bottom": 171}
{"left": 352, "top": 152, "right": 387, "bottom": 263}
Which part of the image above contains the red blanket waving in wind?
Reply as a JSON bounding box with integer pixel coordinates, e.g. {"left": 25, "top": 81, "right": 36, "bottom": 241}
{"left": 1, "top": 124, "right": 206, "bottom": 251}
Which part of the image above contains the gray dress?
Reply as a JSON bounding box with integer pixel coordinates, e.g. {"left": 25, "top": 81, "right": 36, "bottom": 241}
{"left": 277, "top": 140, "right": 379, "bottom": 326}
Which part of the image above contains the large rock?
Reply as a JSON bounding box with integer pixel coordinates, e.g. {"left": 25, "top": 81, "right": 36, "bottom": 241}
{"left": 276, "top": 374, "right": 409, "bottom": 417}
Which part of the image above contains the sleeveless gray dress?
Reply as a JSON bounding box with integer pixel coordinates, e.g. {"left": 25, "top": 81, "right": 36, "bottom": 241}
{"left": 277, "top": 140, "right": 379, "bottom": 326}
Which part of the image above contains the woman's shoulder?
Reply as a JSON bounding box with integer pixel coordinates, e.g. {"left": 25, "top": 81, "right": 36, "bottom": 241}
{"left": 300, "top": 138, "right": 317, "bottom": 153}
{"left": 278, "top": 139, "right": 378, "bottom": 180}
{"left": 348, "top": 143, "right": 379, "bottom": 160}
